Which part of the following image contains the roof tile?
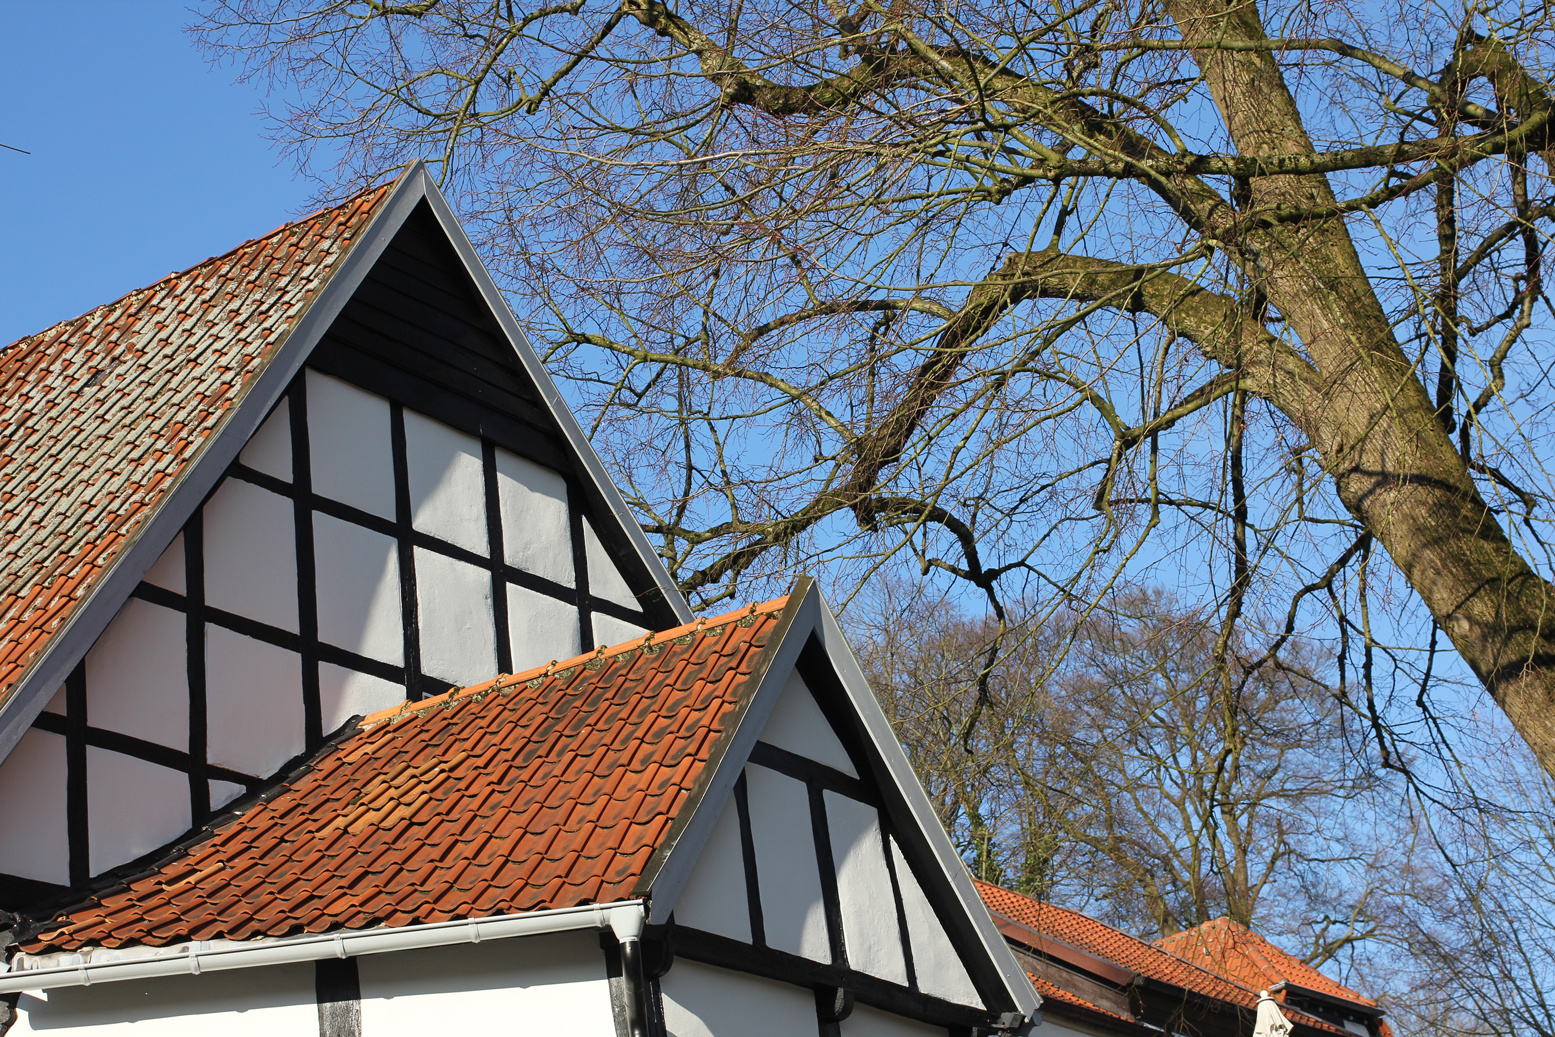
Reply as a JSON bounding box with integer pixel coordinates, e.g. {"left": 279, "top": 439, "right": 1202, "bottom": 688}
{"left": 23, "top": 598, "right": 788, "bottom": 954}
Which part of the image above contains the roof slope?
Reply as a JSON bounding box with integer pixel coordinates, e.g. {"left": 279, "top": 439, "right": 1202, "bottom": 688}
{"left": 1156, "top": 917, "right": 1376, "bottom": 1008}
{"left": 23, "top": 598, "right": 789, "bottom": 954}
{"left": 974, "top": 881, "right": 1351, "bottom": 1035}
{"left": 0, "top": 183, "right": 391, "bottom": 713}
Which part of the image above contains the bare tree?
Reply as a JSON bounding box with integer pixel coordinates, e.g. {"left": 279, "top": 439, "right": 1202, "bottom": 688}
{"left": 852, "top": 583, "right": 1390, "bottom": 944}
{"left": 193, "top": 0, "right": 1555, "bottom": 781}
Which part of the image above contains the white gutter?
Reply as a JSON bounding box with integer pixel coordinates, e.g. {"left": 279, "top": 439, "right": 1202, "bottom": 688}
{"left": 0, "top": 900, "right": 647, "bottom": 994}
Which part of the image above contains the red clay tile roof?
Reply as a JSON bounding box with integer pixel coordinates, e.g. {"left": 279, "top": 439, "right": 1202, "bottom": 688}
{"left": 23, "top": 598, "right": 790, "bottom": 954}
{"left": 1156, "top": 917, "right": 1377, "bottom": 1009}
{"left": 974, "top": 882, "right": 1353, "bottom": 1036}
{"left": 0, "top": 182, "right": 392, "bottom": 715}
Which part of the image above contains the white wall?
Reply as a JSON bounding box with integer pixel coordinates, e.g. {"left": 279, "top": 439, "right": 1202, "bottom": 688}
{"left": 0, "top": 729, "right": 68, "bottom": 883}
{"left": 203, "top": 477, "right": 299, "bottom": 634}
{"left": 826, "top": 792, "right": 907, "bottom": 985}
{"left": 745, "top": 763, "right": 829, "bottom": 961}
{"left": 844, "top": 1003, "right": 950, "bottom": 1037}
{"left": 662, "top": 959, "right": 818, "bottom": 1037}
{"left": 308, "top": 370, "right": 395, "bottom": 520}
{"left": 672, "top": 795, "right": 751, "bottom": 942}
{"left": 85, "top": 598, "right": 187, "bottom": 751}
{"left": 7, "top": 963, "right": 316, "bottom": 1037}
{"left": 761, "top": 670, "right": 856, "bottom": 775}
{"left": 357, "top": 930, "right": 615, "bottom": 1037}
{"left": 888, "top": 837, "right": 982, "bottom": 1007}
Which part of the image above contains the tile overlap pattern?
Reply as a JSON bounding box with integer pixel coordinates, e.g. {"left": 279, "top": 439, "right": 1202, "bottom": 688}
{"left": 0, "top": 185, "right": 392, "bottom": 712}
{"left": 24, "top": 600, "right": 787, "bottom": 954}
{"left": 975, "top": 881, "right": 1352, "bottom": 1034}
{"left": 1156, "top": 916, "right": 1377, "bottom": 1008}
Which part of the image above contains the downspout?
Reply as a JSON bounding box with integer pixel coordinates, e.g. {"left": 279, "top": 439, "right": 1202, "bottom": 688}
{"left": 610, "top": 904, "right": 649, "bottom": 1037}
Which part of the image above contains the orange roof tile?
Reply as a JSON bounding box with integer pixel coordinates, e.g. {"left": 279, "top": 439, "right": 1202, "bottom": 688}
{"left": 22, "top": 598, "right": 790, "bottom": 954}
{"left": 974, "top": 882, "right": 1354, "bottom": 1036}
{"left": 1155, "top": 917, "right": 1377, "bottom": 1009}
{"left": 0, "top": 182, "right": 392, "bottom": 715}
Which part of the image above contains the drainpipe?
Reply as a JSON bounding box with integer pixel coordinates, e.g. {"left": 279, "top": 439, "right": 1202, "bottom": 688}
{"left": 610, "top": 905, "right": 649, "bottom": 1037}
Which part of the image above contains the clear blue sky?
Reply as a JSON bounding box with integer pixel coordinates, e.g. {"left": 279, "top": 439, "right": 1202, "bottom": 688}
{"left": 0, "top": 1, "right": 330, "bottom": 346}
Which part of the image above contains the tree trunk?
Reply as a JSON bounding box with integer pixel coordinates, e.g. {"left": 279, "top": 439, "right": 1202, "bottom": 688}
{"left": 1163, "top": 0, "right": 1555, "bottom": 777}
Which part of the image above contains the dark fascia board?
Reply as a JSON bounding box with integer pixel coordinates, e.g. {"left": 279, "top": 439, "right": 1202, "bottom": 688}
{"left": 1269, "top": 981, "right": 1384, "bottom": 1019}
{"left": 412, "top": 181, "right": 692, "bottom": 627}
{"left": 989, "top": 912, "right": 1136, "bottom": 987}
{"left": 646, "top": 580, "right": 1040, "bottom": 1022}
{"left": 1039, "top": 992, "right": 1157, "bottom": 1037}
{"left": 0, "top": 159, "right": 693, "bottom": 764}
{"left": 0, "top": 164, "right": 428, "bottom": 763}
{"left": 811, "top": 589, "right": 1041, "bottom": 1020}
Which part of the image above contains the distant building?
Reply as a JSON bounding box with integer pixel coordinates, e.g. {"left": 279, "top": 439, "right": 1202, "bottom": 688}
{"left": 977, "top": 882, "right": 1390, "bottom": 1037}
{"left": 0, "top": 163, "right": 1040, "bottom": 1036}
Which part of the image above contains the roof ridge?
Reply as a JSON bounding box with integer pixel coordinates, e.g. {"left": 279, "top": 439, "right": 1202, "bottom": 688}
{"left": 360, "top": 595, "right": 790, "bottom": 727}
{"left": 1, "top": 176, "right": 397, "bottom": 355}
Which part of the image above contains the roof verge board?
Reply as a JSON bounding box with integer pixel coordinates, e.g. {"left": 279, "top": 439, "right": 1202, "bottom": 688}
{"left": 0, "top": 161, "right": 691, "bottom": 761}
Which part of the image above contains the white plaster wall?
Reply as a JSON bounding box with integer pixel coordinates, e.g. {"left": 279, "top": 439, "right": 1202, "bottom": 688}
{"left": 87, "top": 749, "right": 192, "bottom": 875}
{"left": 672, "top": 794, "right": 751, "bottom": 942}
{"left": 307, "top": 369, "right": 395, "bottom": 520}
{"left": 204, "top": 626, "right": 304, "bottom": 777}
{"left": 592, "top": 613, "right": 648, "bottom": 650}
{"left": 844, "top": 1002, "right": 949, "bottom": 1037}
{"left": 85, "top": 598, "right": 188, "bottom": 751}
{"left": 662, "top": 958, "right": 818, "bottom": 1037}
{"left": 507, "top": 582, "right": 582, "bottom": 673}
{"left": 495, "top": 448, "right": 574, "bottom": 586}
{"left": 888, "top": 837, "right": 982, "bottom": 1007}
{"left": 403, "top": 409, "right": 487, "bottom": 556}
{"left": 318, "top": 662, "right": 406, "bottom": 733}
{"left": 825, "top": 792, "right": 907, "bottom": 984}
{"left": 143, "top": 534, "right": 185, "bottom": 595}
{"left": 357, "top": 930, "right": 615, "bottom": 1037}
{"left": 312, "top": 513, "right": 403, "bottom": 665}
{"left": 210, "top": 779, "right": 248, "bottom": 811}
{"left": 414, "top": 548, "right": 497, "bottom": 687}
{"left": 761, "top": 669, "right": 857, "bottom": 776}
{"left": 8, "top": 961, "right": 316, "bottom": 1037}
{"left": 239, "top": 405, "right": 293, "bottom": 482}
{"left": 583, "top": 517, "right": 637, "bottom": 609}
{"left": 203, "top": 478, "right": 299, "bottom": 634}
{"left": 745, "top": 763, "right": 830, "bottom": 962}
{"left": 0, "top": 729, "right": 69, "bottom": 883}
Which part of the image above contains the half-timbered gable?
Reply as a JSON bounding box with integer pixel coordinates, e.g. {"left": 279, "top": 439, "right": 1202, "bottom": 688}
{"left": 0, "top": 585, "right": 1039, "bottom": 1036}
{"left": 0, "top": 165, "right": 689, "bottom": 904}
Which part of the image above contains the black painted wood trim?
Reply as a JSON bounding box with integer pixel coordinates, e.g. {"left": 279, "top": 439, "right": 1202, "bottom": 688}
{"left": 880, "top": 821, "right": 919, "bottom": 992}
{"left": 290, "top": 389, "right": 325, "bottom": 748}
{"left": 388, "top": 402, "right": 425, "bottom": 697}
{"left": 733, "top": 770, "right": 765, "bottom": 947}
{"left": 748, "top": 741, "right": 877, "bottom": 806}
{"left": 671, "top": 926, "right": 991, "bottom": 1030}
{"left": 64, "top": 661, "right": 88, "bottom": 887}
{"left": 315, "top": 957, "right": 362, "bottom": 1037}
{"left": 483, "top": 439, "right": 514, "bottom": 675}
{"left": 569, "top": 478, "right": 596, "bottom": 652}
{"left": 808, "top": 781, "right": 849, "bottom": 968}
{"left": 183, "top": 512, "right": 210, "bottom": 819}
{"left": 32, "top": 711, "right": 261, "bottom": 791}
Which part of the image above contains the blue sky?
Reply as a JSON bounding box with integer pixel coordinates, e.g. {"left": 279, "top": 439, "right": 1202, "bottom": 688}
{"left": 0, "top": 2, "right": 329, "bottom": 346}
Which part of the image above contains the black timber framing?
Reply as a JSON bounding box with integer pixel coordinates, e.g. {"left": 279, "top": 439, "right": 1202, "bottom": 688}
{"left": 793, "top": 635, "right": 1018, "bottom": 1018}
{"left": 304, "top": 199, "right": 682, "bottom": 631}
{"left": 315, "top": 957, "right": 363, "bottom": 1037}
{"left": 673, "top": 926, "right": 977, "bottom": 1031}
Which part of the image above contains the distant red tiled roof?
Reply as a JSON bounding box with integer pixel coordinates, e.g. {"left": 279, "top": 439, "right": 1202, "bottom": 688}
{"left": 1156, "top": 917, "right": 1377, "bottom": 1009}
{"left": 23, "top": 598, "right": 790, "bottom": 954}
{"left": 0, "top": 181, "right": 392, "bottom": 714}
{"left": 974, "top": 882, "right": 1352, "bottom": 1036}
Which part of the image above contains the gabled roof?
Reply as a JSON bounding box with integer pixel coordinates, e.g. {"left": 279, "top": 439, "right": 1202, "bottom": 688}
{"left": 975, "top": 881, "right": 1356, "bottom": 1036}
{"left": 0, "top": 162, "right": 692, "bottom": 761}
{"left": 21, "top": 597, "right": 791, "bottom": 954}
{"left": 0, "top": 183, "right": 390, "bottom": 724}
{"left": 1156, "top": 917, "right": 1377, "bottom": 1010}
